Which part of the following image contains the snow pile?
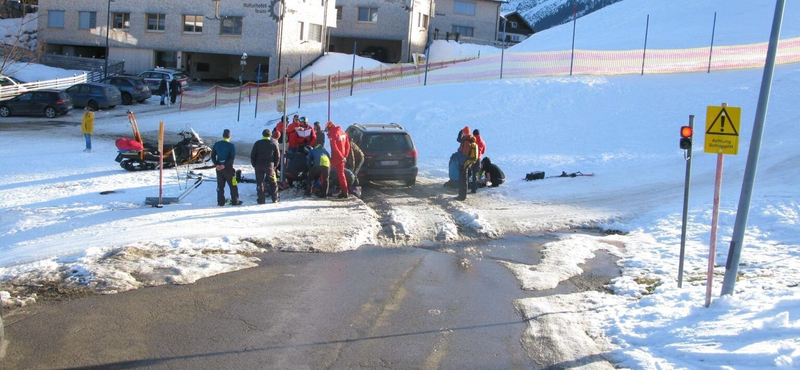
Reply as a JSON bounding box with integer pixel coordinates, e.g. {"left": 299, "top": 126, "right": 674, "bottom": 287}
{"left": 0, "top": 14, "right": 37, "bottom": 50}
{"left": 514, "top": 0, "right": 800, "bottom": 52}
{"left": 298, "top": 52, "right": 385, "bottom": 78}
{"left": 500, "top": 234, "right": 619, "bottom": 290}
{"left": 429, "top": 40, "right": 500, "bottom": 61}
{"left": 7, "top": 62, "right": 86, "bottom": 83}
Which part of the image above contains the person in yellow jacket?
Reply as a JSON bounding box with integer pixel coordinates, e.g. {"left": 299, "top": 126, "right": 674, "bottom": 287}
{"left": 456, "top": 134, "right": 478, "bottom": 201}
{"left": 81, "top": 107, "right": 94, "bottom": 153}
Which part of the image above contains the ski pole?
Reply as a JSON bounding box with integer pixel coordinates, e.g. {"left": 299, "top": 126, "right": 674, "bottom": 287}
{"left": 172, "top": 151, "right": 182, "bottom": 190}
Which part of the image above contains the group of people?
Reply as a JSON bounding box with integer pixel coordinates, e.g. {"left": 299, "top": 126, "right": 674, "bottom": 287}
{"left": 158, "top": 76, "right": 182, "bottom": 106}
{"left": 211, "top": 115, "right": 364, "bottom": 206}
{"left": 453, "top": 126, "right": 505, "bottom": 201}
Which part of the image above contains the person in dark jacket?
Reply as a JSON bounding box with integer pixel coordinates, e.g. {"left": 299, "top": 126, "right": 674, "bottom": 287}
{"left": 346, "top": 139, "right": 364, "bottom": 186}
{"left": 480, "top": 157, "right": 505, "bottom": 187}
{"left": 158, "top": 76, "right": 168, "bottom": 105}
{"left": 169, "top": 78, "right": 181, "bottom": 104}
{"left": 305, "top": 144, "right": 331, "bottom": 198}
{"left": 251, "top": 129, "right": 280, "bottom": 204}
{"left": 470, "top": 129, "right": 486, "bottom": 193}
{"left": 313, "top": 121, "right": 325, "bottom": 148}
{"left": 211, "top": 129, "right": 241, "bottom": 206}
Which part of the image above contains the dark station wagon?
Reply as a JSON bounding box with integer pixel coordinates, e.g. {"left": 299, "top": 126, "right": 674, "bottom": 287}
{"left": 345, "top": 123, "right": 418, "bottom": 186}
{"left": 0, "top": 89, "right": 73, "bottom": 118}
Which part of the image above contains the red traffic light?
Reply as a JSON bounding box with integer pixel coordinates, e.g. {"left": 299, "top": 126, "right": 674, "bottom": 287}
{"left": 681, "top": 126, "right": 693, "bottom": 138}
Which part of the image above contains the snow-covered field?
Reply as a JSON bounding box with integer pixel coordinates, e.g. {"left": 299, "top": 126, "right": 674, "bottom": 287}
{"left": 2, "top": 0, "right": 800, "bottom": 368}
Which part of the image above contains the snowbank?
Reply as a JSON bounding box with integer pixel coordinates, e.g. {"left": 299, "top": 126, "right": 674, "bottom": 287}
{"left": 429, "top": 40, "right": 500, "bottom": 60}
{"left": 298, "top": 52, "right": 386, "bottom": 78}
{"left": 6, "top": 62, "right": 85, "bottom": 83}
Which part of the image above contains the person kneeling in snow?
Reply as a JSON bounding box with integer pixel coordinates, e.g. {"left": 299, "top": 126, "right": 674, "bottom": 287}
{"left": 480, "top": 157, "right": 505, "bottom": 187}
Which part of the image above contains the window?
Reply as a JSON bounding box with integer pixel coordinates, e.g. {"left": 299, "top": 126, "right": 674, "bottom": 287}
{"left": 453, "top": 1, "right": 476, "bottom": 16}
{"left": 309, "top": 23, "right": 322, "bottom": 42}
{"left": 48, "top": 10, "right": 65, "bottom": 28}
{"left": 417, "top": 13, "right": 421, "bottom": 27}
{"left": 221, "top": 17, "right": 242, "bottom": 35}
{"left": 336, "top": 6, "right": 342, "bottom": 20}
{"left": 451, "top": 25, "right": 474, "bottom": 37}
{"left": 298, "top": 21, "right": 304, "bottom": 40}
{"left": 510, "top": 21, "right": 518, "bottom": 28}
{"left": 147, "top": 13, "right": 165, "bottom": 31}
{"left": 112, "top": 12, "right": 130, "bottom": 30}
{"left": 358, "top": 7, "right": 377, "bottom": 22}
{"left": 183, "top": 15, "right": 203, "bottom": 33}
{"left": 422, "top": 14, "right": 429, "bottom": 29}
{"left": 78, "top": 11, "right": 97, "bottom": 29}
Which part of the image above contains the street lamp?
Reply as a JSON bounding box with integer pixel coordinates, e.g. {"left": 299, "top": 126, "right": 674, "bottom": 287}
{"left": 500, "top": 15, "right": 507, "bottom": 79}
{"left": 237, "top": 53, "right": 248, "bottom": 122}
{"left": 104, "top": 0, "right": 113, "bottom": 79}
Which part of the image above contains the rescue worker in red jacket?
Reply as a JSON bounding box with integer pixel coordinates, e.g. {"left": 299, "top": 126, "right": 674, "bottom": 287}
{"left": 325, "top": 121, "right": 351, "bottom": 198}
{"left": 291, "top": 117, "right": 316, "bottom": 149}
{"left": 285, "top": 115, "right": 301, "bottom": 151}
{"left": 471, "top": 129, "right": 486, "bottom": 193}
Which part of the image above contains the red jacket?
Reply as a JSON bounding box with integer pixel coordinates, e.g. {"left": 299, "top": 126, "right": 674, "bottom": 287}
{"left": 286, "top": 122, "right": 301, "bottom": 148}
{"left": 474, "top": 134, "right": 486, "bottom": 156}
{"left": 291, "top": 124, "right": 316, "bottom": 148}
{"left": 327, "top": 125, "right": 350, "bottom": 162}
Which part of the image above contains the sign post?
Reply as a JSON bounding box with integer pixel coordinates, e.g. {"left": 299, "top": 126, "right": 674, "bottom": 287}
{"left": 157, "top": 121, "right": 165, "bottom": 207}
{"left": 703, "top": 103, "right": 740, "bottom": 307}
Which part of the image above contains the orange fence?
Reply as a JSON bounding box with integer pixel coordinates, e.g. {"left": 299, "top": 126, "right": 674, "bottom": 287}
{"left": 179, "top": 37, "right": 800, "bottom": 115}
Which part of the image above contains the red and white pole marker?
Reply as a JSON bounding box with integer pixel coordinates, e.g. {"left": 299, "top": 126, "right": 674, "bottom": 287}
{"left": 705, "top": 103, "right": 726, "bottom": 307}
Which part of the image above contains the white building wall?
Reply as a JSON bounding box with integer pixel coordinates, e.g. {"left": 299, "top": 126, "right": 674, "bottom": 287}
{"left": 109, "top": 47, "right": 153, "bottom": 74}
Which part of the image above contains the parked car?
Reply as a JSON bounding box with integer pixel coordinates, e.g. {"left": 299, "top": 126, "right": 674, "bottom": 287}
{"left": 0, "top": 75, "right": 24, "bottom": 86}
{"left": 345, "top": 123, "right": 418, "bottom": 186}
{"left": 65, "top": 82, "right": 122, "bottom": 110}
{"left": 101, "top": 75, "right": 152, "bottom": 105}
{"left": 0, "top": 89, "right": 73, "bottom": 118}
{"left": 138, "top": 68, "right": 190, "bottom": 92}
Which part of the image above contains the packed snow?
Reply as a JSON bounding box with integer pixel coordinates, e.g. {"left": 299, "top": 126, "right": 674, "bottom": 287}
{"left": 2, "top": 0, "right": 800, "bottom": 369}
{"left": 5, "top": 62, "right": 85, "bottom": 83}
{"left": 297, "top": 52, "right": 385, "bottom": 78}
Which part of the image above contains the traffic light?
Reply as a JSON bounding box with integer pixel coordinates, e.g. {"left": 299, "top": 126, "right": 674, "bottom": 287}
{"left": 680, "top": 126, "right": 693, "bottom": 150}
{"left": 276, "top": 99, "right": 285, "bottom": 113}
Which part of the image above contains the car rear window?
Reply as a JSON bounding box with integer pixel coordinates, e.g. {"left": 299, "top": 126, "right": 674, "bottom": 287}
{"left": 58, "top": 92, "right": 69, "bottom": 100}
{"left": 132, "top": 78, "right": 145, "bottom": 86}
{"left": 363, "top": 133, "right": 413, "bottom": 152}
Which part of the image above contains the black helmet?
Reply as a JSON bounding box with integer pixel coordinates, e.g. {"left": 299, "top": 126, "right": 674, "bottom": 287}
{"left": 304, "top": 145, "right": 314, "bottom": 154}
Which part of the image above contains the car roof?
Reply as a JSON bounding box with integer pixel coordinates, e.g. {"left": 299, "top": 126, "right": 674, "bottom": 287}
{"left": 30, "top": 89, "right": 62, "bottom": 93}
{"left": 349, "top": 123, "right": 409, "bottom": 133}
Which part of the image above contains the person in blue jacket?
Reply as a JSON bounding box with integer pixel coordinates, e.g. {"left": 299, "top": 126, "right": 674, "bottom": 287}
{"left": 211, "top": 129, "right": 242, "bottom": 206}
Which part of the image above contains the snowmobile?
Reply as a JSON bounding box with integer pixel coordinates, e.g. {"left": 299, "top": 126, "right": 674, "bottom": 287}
{"left": 115, "top": 110, "right": 212, "bottom": 171}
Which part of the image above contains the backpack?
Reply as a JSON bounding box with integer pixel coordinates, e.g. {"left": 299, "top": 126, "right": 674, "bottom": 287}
{"left": 525, "top": 171, "right": 545, "bottom": 181}
{"left": 449, "top": 152, "right": 461, "bottom": 181}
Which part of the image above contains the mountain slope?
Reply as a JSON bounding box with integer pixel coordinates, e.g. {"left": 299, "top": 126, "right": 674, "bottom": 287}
{"left": 503, "top": 0, "right": 624, "bottom": 32}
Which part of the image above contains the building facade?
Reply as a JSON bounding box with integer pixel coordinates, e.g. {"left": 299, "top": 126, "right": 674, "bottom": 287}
{"left": 499, "top": 11, "right": 534, "bottom": 44}
{"left": 330, "top": 0, "right": 432, "bottom": 64}
{"left": 37, "top": 0, "right": 336, "bottom": 81}
{"left": 430, "top": 0, "right": 504, "bottom": 44}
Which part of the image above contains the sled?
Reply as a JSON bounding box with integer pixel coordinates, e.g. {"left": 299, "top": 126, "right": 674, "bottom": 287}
{"left": 145, "top": 175, "right": 204, "bottom": 206}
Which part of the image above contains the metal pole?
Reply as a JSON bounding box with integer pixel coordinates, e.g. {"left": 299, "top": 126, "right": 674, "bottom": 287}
{"left": 706, "top": 151, "right": 724, "bottom": 307}
{"left": 327, "top": 75, "right": 331, "bottom": 122}
{"left": 280, "top": 71, "right": 288, "bottom": 182}
{"left": 237, "top": 68, "right": 243, "bottom": 122}
{"left": 569, "top": 2, "right": 577, "bottom": 76}
{"left": 721, "top": 0, "right": 786, "bottom": 296}
{"left": 678, "top": 115, "right": 694, "bottom": 288}
{"left": 255, "top": 63, "right": 261, "bottom": 118}
{"left": 500, "top": 17, "right": 507, "bottom": 79}
{"left": 423, "top": 43, "right": 431, "bottom": 86}
{"left": 708, "top": 12, "right": 717, "bottom": 73}
{"left": 350, "top": 42, "right": 357, "bottom": 96}
{"left": 298, "top": 55, "right": 303, "bottom": 108}
{"left": 641, "top": 14, "right": 649, "bottom": 75}
{"left": 104, "top": 0, "right": 112, "bottom": 79}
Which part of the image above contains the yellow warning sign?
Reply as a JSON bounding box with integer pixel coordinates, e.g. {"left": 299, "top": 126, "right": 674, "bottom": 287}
{"left": 705, "top": 105, "right": 741, "bottom": 155}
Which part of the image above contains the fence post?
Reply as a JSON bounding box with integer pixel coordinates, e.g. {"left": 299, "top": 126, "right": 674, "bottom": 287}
{"left": 255, "top": 63, "right": 261, "bottom": 119}
{"left": 642, "top": 14, "right": 649, "bottom": 75}
{"left": 179, "top": 91, "right": 183, "bottom": 112}
{"left": 214, "top": 85, "right": 218, "bottom": 108}
{"left": 708, "top": 12, "right": 717, "bottom": 73}
{"left": 312, "top": 72, "right": 315, "bottom": 94}
{"left": 350, "top": 42, "right": 357, "bottom": 96}
{"left": 570, "top": 3, "right": 577, "bottom": 76}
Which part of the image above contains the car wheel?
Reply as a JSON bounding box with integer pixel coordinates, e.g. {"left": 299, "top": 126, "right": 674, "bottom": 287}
{"left": 88, "top": 100, "right": 99, "bottom": 111}
{"left": 109, "top": 105, "right": 116, "bottom": 109}
{"left": 137, "top": 99, "right": 146, "bottom": 103}
{"left": 0, "top": 106, "right": 9, "bottom": 117}
{"left": 44, "top": 106, "right": 57, "bottom": 118}
{"left": 405, "top": 178, "right": 416, "bottom": 187}
{"left": 121, "top": 93, "right": 133, "bottom": 105}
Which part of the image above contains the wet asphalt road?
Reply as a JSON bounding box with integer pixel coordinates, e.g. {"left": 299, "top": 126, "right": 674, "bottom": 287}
{"left": 0, "top": 236, "right": 620, "bottom": 370}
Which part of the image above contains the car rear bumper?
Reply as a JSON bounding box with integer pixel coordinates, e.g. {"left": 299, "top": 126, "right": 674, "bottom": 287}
{"left": 134, "top": 90, "right": 153, "bottom": 100}
{"left": 57, "top": 105, "right": 72, "bottom": 113}
{"left": 359, "top": 167, "right": 418, "bottom": 181}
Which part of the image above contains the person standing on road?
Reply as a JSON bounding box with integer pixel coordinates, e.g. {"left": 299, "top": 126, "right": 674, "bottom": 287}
{"left": 158, "top": 76, "right": 168, "bottom": 105}
{"left": 211, "top": 129, "right": 242, "bottom": 206}
{"left": 326, "top": 121, "right": 351, "bottom": 198}
{"left": 346, "top": 138, "right": 364, "bottom": 186}
{"left": 81, "top": 107, "right": 94, "bottom": 153}
{"left": 313, "top": 121, "right": 325, "bottom": 148}
{"left": 169, "top": 78, "right": 181, "bottom": 105}
{"left": 251, "top": 129, "right": 280, "bottom": 204}
{"left": 470, "top": 129, "right": 486, "bottom": 193}
{"left": 306, "top": 144, "right": 331, "bottom": 198}
{"left": 456, "top": 134, "right": 478, "bottom": 201}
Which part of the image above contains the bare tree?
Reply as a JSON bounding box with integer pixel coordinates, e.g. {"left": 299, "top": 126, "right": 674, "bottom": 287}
{"left": 0, "top": 11, "right": 43, "bottom": 79}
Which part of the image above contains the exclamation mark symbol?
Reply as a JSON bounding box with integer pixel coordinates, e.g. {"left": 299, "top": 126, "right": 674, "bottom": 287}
{"left": 720, "top": 113, "right": 726, "bottom": 133}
